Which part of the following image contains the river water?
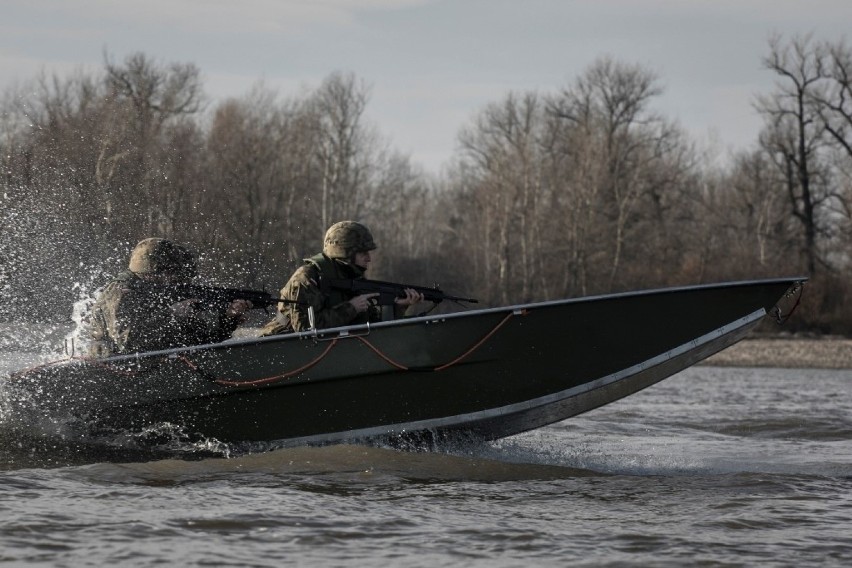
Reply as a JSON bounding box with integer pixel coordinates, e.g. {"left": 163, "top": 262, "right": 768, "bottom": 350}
{"left": 1, "top": 325, "right": 850, "bottom": 567}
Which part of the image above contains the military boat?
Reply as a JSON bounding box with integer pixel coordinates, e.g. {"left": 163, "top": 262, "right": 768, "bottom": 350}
{"left": 8, "top": 277, "right": 804, "bottom": 447}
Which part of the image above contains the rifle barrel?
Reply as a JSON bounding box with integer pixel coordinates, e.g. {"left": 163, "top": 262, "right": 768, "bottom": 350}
{"left": 326, "top": 278, "right": 477, "bottom": 304}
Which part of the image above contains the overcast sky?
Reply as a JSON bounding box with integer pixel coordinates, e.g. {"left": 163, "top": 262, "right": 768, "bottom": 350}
{"left": 2, "top": 0, "right": 851, "bottom": 173}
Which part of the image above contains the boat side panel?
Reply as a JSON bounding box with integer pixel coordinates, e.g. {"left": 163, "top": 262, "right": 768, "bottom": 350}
{"left": 68, "top": 281, "right": 793, "bottom": 442}
{"left": 7, "top": 279, "right": 800, "bottom": 443}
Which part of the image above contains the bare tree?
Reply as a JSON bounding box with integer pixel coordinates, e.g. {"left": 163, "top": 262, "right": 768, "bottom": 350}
{"left": 550, "top": 57, "right": 686, "bottom": 290}
{"left": 815, "top": 38, "right": 852, "bottom": 263}
{"left": 755, "top": 34, "right": 832, "bottom": 275}
{"left": 365, "top": 152, "right": 437, "bottom": 283}
{"left": 310, "top": 72, "right": 377, "bottom": 228}
{"left": 697, "top": 150, "right": 793, "bottom": 278}
{"left": 458, "top": 91, "right": 545, "bottom": 304}
{"left": 814, "top": 39, "right": 852, "bottom": 157}
{"left": 103, "top": 51, "right": 205, "bottom": 236}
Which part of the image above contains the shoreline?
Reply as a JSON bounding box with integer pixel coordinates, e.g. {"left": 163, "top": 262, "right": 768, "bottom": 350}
{"left": 703, "top": 337, "right": 852, "bottom": 369}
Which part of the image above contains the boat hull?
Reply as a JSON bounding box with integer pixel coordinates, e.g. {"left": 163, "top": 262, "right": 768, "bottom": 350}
{"left": 9, "top": 278, "right": 803, "bottom": 446}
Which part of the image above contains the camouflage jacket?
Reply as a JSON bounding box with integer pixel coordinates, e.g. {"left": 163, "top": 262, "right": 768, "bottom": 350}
{"left": 88, "top": 271, "right": 242, "bottom": 357}
{"left": 260, "top": 253, "right": 404, "bottom": 335}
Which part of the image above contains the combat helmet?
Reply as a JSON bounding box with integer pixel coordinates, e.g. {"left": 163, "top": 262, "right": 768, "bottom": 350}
{"left": 128, "top": 238, "right": 197, "bottom": 278}
{"left": 323, "top": 221, "right": 377, "bottom": 259}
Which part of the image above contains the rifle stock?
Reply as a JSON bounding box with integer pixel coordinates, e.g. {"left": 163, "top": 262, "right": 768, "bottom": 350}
{"left": 324, "top": 278, "right": 478, "bottom": 306}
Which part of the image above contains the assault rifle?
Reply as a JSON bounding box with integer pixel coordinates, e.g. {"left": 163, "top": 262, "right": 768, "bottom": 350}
{"left": 324, "top": 278, "right": 478, "bottom": 306}
{"left": 155, "top": 283, "right": 297, "bottom": 309}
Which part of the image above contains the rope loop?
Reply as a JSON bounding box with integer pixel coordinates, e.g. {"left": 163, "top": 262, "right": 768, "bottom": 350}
{"left": 200, "top": 310, "right": 526, "bottom": 385}
{"left": 773, "top": 281, "right": 805, "bottom": 324}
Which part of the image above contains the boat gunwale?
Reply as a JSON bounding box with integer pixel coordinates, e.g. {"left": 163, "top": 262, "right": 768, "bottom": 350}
{"left": 44, "top": 276, "right": 807, "bottom": 367}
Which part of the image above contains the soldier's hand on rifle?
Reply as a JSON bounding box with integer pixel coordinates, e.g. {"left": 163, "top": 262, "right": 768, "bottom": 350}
{"left": 395, "top": 288, "right": 425, "bottom": 307}
{"left": 350, "top": 293, "right": 380, "bottom": 313}
{"left": 227, "top": 299, "right": 253, "bottom": 321}
{"left": 170, "top": 298, "right": 201, "bottom": 318}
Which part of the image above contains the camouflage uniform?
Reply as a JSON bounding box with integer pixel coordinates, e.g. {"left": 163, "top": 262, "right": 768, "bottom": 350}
{"left": 88, "top": 239, "right": 242, "bottom": 357}
{"left": 259, "top": 254, "right": 375, "bottom": 334}
{"left": 260, "top": 221, "right": 403, "bottom": 335}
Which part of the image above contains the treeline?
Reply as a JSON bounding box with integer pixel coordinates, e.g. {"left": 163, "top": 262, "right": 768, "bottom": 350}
{"left": 1, "top": 35, "right": 851, "bottom": 334}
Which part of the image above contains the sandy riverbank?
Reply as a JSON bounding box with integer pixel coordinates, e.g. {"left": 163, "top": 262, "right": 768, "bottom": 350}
{"left": 704, "top": 337, "right": 852, "bottom": 369}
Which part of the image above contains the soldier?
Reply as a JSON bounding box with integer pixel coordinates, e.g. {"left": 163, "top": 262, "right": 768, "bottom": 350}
{"left": 260, "top": 221, "right": 423, "bottom": 335}
{"left": 88, "top": 238, "right": 251, "bottom": 357}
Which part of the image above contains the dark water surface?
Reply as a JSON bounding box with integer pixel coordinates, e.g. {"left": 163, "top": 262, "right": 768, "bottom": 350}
{"left": 1, "top": 332, "right": 850, "bottom": 566}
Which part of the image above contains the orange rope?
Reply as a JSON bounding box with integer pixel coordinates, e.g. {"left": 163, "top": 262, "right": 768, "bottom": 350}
{"left": 10, "top": 357, "right": 75, "bottom": 378}
{"left": 354, "top": 310, "right": 524, "bottom": 372}
{"left": 774, "top": 282, "right": 805, "bottom": 324}
{"left": 433, "top": 311, "right": 520, "bottom": 371}
{"left": 17, "top": 310, "right": 525, "bottom": 387}
{"left": 175, "top": 355, "right": 198, "bottom": 371}
{"left": 83, "top": 356, "right": 159, "bottom": 377}
{"left": 355, "top": 337, "right": 410, "bottom": 370}
{"left": 211, "top": 339, "right": 339, "bottom": 387}
{"left": 208, "top": 311, "right": 524, "bottom": 383}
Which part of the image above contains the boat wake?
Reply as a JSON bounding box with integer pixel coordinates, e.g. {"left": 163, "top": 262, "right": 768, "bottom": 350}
{"left": 0, "top": 417, "right": 231, "bottom": 471}
{"left": 57, "top": 442, "right": 602, "bottom": 486}
{"left": 1, "top": 379, "right": 603, "bottom": 477}
{"left": 4, "top": 410, "right": 848, "bottom": 481}
{"left": 0, "top": 415, "right": 601, "bottom": 478}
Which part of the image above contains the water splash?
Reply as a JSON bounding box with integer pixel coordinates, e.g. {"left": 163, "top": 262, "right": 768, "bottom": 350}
{"left": 63, "top": 283, "right": 100, "bottom": 357}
